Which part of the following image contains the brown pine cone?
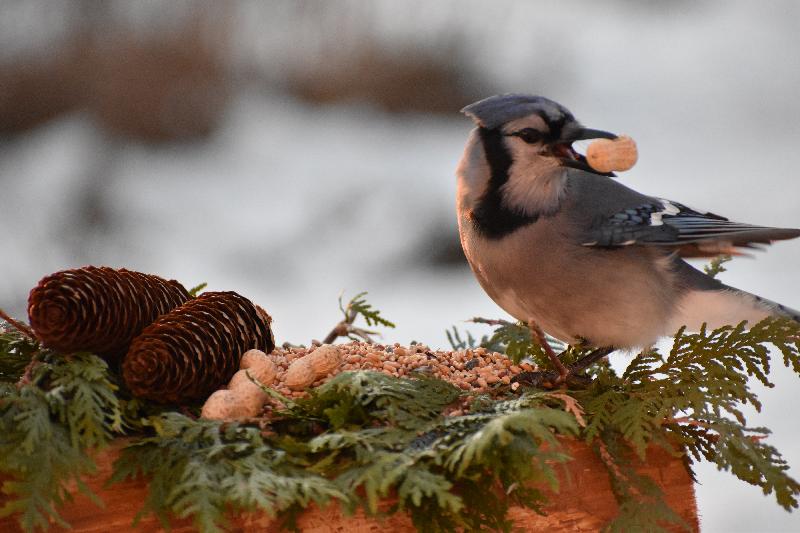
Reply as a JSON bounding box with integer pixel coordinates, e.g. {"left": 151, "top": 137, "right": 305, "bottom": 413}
{"left": 122, "top": 291, "right": 275, "bottom": 404}
{"left": 27, "top": 266, "right": 191, "bottom": 360}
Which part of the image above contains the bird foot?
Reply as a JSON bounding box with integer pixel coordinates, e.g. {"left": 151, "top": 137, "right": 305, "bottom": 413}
{"left": 511, "top": 369, "right": 591, "bottom": 389}
{"left": 527, "top": 320, "right": 570, "bottom": 380}
{"left": 510, "top": 346, "right": 614, "bottom": 390}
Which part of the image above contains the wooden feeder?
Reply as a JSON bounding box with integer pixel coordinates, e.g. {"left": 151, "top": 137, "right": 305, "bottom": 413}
{"left": 0, "top": 438, "right": 699, "bottom": 532}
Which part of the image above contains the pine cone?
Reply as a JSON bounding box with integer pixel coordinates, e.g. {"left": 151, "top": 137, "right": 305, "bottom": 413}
{"left": 27, "top": 266, "right": 191, "bottom": 360}
{"left": 122, "top": 291, "right": 275, "bottom": 404}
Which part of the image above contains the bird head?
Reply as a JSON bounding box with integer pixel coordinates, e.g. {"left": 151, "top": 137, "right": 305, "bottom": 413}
{"left": 456, "top": 94, "right": 619, "bottom": 224}
{"left": 461, "top": 94, "right": 618, "bottom": 175}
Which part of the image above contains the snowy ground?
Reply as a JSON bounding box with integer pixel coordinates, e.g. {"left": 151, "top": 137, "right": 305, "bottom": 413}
{"left": 1, "top": 1, "right": 799, "bottom": 530}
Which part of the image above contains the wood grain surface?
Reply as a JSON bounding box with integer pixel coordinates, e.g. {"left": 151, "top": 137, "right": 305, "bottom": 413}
{"left": 0, "top": 438, "right": 699, "bottom": 532}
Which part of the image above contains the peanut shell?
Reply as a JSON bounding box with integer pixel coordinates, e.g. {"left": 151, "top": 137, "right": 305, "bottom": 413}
{"left": 201, "top": 389, "right": 255, "bottom": 420}
{"left": 229, "top": 368, "right": 270, "bottom": 403}
{"left": 239, "top": 349, "right": 278, "bottom": 385}
{"left": 307, "top": 344, "right": 342, "bottom": 376}
{"left": 285, "top": 359, "right": 318, "bottom": 390}
{"left": 586, "top": 135, "right": 638, "bottom": 173}
{"left": 232, "top": 385, "right": 269, "bottom": 413}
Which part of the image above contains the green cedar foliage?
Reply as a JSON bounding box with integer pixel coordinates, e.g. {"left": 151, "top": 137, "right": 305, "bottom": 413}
{"left": 475, "top": 316, "right": 800, "bottom": 531}
{"left": 598, "top": 430, "right": 690, "bottom": 533}
{"left": 110, "top": 413, "right": 346, "bottom": 533}
{"left": 599, "top": 320, "right": 800, "bottom": 510}
{"left": 109, "top": 372, "right": 578, "bottom": 533}
{"left": 444, "top": 325, "right": 478, "bottom": 352}
{"left": 447, "top": 318, "right": 569, "bottom": 366}
{"left": 0, "top": 325, "right": 36, "bottom": 383}
{"left": 188, "top": 282, "right": 209, "bottom": 297}
{"left": 339, "top": 291, "right": 396, "bottom": 330}
{"left": 277, "top": 371, "right": 578, "bottom": 532}
{"left": 0, "top": 331, "right": 124, "bottom": 531}
{"left": 703, "top": 254, "right": 733, "bottom": 279}
{"left": 2, "top": 282, "right": 800, "bottom": 533}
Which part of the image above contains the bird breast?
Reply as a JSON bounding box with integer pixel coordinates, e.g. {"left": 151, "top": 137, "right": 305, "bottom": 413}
{"left": 458, "top": 212, "right": 680, "bottom": 349}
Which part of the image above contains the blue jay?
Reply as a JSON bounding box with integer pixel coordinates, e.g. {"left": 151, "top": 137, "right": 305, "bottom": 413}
{"left": 456, "top": 94, "right": 800, "bottom": 381}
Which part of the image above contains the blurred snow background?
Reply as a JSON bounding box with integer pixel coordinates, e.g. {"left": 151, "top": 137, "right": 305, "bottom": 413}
{"left": 0, "top": 1, "right": 798, "bottom": 530}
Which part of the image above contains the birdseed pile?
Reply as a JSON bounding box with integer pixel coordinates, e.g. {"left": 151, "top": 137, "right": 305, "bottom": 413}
{"left": 269, "top": 341, "right": 536, "bottom": 399}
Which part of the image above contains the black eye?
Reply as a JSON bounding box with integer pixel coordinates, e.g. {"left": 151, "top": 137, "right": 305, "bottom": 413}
{"left": 511, "top": 128, "right": 544, "bottom": 144}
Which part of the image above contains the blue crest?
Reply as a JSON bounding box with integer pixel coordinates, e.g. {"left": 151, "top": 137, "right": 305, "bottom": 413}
{"left": 461, "top": 94, "right": 574, "bottom": 129}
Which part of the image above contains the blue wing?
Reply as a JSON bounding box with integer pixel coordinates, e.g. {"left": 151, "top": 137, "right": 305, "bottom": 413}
{"left": 583, "top": 198, "right": 800, "bottom": 256}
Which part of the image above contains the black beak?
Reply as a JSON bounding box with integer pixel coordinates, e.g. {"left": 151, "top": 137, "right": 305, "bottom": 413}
{"left": 555, "top": 127, "right": 618, "bottom": 177}
{"left": 567, "top": 127, "right": 617, "bottom": 142}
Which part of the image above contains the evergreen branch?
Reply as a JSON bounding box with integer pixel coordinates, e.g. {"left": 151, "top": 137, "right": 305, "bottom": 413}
{"left": 596, "top": 432, "right": 690, "bottom": 533}
{"left": 0, "top": 309, "right": 37, "bottom": 340}
{"left": 445, "top": 326, "right": 479, "bottom": 351}
{"left": 111, "top": 414, "right": 346, "bottom": 533}
{"left": 465, "top": 317, "right": 568, "bottom": 365}
{"left": 322, "top": 291, "right": 395, "bottom": 344}
{"left": 703, "top": 254, "right": 733, "bottom": 279}
{"left": 289, "top": 371, "right": 461, "bottom": 431}
{"left": 112, "top": 376, "right": 581, "bottom": 533}
{"left": 307, "top": 382, "right": 576, "bottom": 531}
{"left": 2, "top": 281, "right": 799, "bottom": 533}
{"left": 0, "top": 325, "right": 39, "bottom": 384}
{"left": 344, "top": 292, "right": 396, "bottom": 329}
{"left": 582, "top": 317, "right": 800, "bottom": 512}
{"left": 0, "top": 352, "right": 125, "bottom": 530}
{"left": 468, "top": 317, "right": 515, "bottom": 327}
{"left": 188, "top": 282, "right": 208, "bottom": 297}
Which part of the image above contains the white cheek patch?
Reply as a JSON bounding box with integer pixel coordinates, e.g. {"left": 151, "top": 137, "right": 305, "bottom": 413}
{"left": 649, "top": 199, "right": 681, "bottom": 226}
{"left": 500, "top": 165, "right": 566, "bottom": 217}
{"left": 499, "top": 140, "right": 566, "bottom": 217}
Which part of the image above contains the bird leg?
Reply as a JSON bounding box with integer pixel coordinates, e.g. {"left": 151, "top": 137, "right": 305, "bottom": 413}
{"left": 513, "top": 321, "right": 614, "bottom": 388}
{"left": 528, "top": 320, "right": 570, "bottom": 382}
{"left": 569, "top": 346, "right": 614, "bottom": 374}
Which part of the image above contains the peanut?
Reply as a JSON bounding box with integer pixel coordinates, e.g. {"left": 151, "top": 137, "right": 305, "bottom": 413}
{"left": 586, "top": 135, "right": 638, "bottom": 173}
{"left": 285, "top": 344, "right": 343, "bottom": 390}
{"left": 239, "top": 349, "right": 278, "bottom": 385}
{"left": 307, "top": 344, "right": 342, "bottom": 375}
{"left": 201, "top": 389, "right": 257, "bottom": 420}
{"left": 284, "top": 360, "right": 317, "bottom": 390}
{"left": 229, "top": 369, "right": 270, "bottom": 407}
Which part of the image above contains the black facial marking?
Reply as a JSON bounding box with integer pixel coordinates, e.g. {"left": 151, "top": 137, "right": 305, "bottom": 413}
{"left": 536, "top": 110, "right": 569, "bottom": 143}
{"left": 507, "top": 127, "right": 544, "bottom": 144}
{"left": 470, "top": 127, "right": 538, "bottom": 239}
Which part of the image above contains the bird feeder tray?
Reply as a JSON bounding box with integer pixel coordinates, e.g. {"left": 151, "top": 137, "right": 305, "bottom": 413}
{"left": 0, "top": 437, "right": 699, "bottom": 532}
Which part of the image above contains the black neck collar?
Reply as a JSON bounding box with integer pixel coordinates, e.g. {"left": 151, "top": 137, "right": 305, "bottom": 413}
{"left": 469, "top": 127, "right": 538, "bottom": 239}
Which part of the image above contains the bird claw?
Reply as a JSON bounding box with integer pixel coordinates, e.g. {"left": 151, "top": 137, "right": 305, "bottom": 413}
{"left": 510, "top": 369, "right": 592, "bottom": 390}
{"left": 509, "top": 345, "right": 613, "bottom": 390}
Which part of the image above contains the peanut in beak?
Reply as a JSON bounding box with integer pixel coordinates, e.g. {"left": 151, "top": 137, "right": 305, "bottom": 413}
{"left": 586, "top": 135, "right": 638, "bottom": 173}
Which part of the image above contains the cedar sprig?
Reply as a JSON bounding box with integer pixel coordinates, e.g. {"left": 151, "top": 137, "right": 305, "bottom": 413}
{"left": 447, "top": 318, "right": 569, "bottom": 366}
{"left": 597, "top": 431, "right": 690, "bottom": 532}
{"left": 444, "top": 325, "right": 479, "bottom": 351}
{"left": 342, "top": 291, "right": 396, "bottom": 329}
{"left": 293, "top": 370, "right": 461, "bottom": 430}
{"left": 110, "top": 413, "right": 347, "bottom": 533}
{"left": 188, "top": 282, "right": 208, "bottom": 297}
{"left": 703, "top": 254, "right": 733, "bottom": 279}
{"left": 282, "top": 372, "right": 576, "bottom": 532}
{"left": 0, "top": 322, "right": 38, "bottom": 383}
{"left": 577, "top": 317, "right": 800, "bottom": 524}
{"left": 322, "top": 291, "right": 395, "bottom": 344}
{"left": 0, "top": 348, "right": 126, "bottom": 531}
{"left": 115, "top": 372, "right": 580, "bottom": 533}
